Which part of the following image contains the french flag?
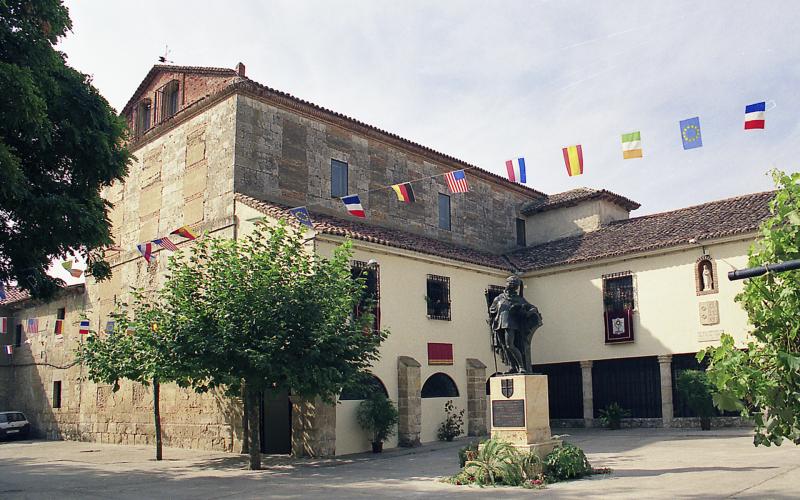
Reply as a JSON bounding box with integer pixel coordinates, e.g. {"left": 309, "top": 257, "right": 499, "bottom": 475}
{"left": 505, "top": 158, "right": 527, "bottom": 184}
{"left": 744, "top": 102, "right": 766, "bottom": 130}
{"left": 341, "top": 194, "right": 366, "bottom": 218}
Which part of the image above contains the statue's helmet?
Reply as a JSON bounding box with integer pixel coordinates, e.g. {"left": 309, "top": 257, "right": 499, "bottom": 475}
{"left": 506, "top": 275, "right": 521, "bottom": 288}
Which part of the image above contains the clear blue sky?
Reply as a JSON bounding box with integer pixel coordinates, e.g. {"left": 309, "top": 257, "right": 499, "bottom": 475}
{"left": 60, "top": 0, "right": 799, "bottom": 216}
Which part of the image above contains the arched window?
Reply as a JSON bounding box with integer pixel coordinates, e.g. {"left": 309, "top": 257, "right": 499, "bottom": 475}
{"left": 339, "top": 374, "right": 389, "bottom": 400}
{"left": 421, "top": 372, "right": 459, "bottom": 398}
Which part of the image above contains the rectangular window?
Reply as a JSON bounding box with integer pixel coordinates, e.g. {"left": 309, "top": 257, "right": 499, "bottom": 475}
{"left": 331, "top": 159, "right": 348, "bottom": 198}
{"left": 603, "top": 273, "right": 635, "bottom": 312}
{"left": 57, "top": 308, "right": 66, "bottom": 320}
{"left": 53, "top": 381, "right": 62, "bottom": 409}
{"left": 438, "top": 193, "right": 451, "bottom": 231}
{"left": 426, "top": 274, "right": 451, "bottom": 320}
{"left": 14, "top": 324, "right": 22, "bottom": 347}
{"left": 351, "top": 260, "right": 380, "bottom": 331}
{"left": 516, "top": 218, "right": 526, "bottom": 246}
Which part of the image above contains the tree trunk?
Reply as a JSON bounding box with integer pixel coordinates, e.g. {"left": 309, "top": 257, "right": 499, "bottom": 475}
{"left": 245, "top": 381, "right": 261, "bottom": 470}
{"left": 153, "top": 379, "right": 162, "bottom": 461}
{"left": 241, "top": 383, "right": 249, "bottom": 455}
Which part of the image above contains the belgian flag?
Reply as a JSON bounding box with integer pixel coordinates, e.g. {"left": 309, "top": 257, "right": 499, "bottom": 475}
{"left": 390, "top": 182, "right": 415, "bottom": 203}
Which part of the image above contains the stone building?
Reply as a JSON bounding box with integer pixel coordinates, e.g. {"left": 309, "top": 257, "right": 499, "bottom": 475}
{"left": 0, "top": 62, "right": 772, "bottom": 455}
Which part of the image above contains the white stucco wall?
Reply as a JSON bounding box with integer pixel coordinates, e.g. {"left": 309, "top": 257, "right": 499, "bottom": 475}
{"left": 315, "top": 238, "right": 506, "bottom": 454}
{"left": 527, "top": 238, "right": 752, "bottom": 365}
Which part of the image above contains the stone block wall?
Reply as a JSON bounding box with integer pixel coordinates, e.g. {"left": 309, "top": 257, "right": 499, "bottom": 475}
{"left": 233, "top": 93, "right": 538, "bottom": 253}
{"left": 397, "top": 356, "right": 421, "bottom": 447}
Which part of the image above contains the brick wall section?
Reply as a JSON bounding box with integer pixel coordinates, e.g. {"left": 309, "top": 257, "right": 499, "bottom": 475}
{"left": 123, "top": 69, "right": 239, "bottom": 133}
{"left": 233, "top": 94, "right": 536, "bottom": 253}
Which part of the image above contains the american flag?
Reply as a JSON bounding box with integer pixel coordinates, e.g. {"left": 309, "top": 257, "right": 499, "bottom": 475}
{"left": 444, "top": 170, "right": 470, "bottom": 194}
{"left": 152, "top": 237, "right": 179, "bottom": 252}
{"left": 27, "top": 318, "right": 39, "bottom": 334}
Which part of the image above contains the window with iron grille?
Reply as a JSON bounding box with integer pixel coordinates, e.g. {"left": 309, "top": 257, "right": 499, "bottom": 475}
{"left": 351, "top": 260, "right": 380, "bottom": 331}
{"left": 154, "top": 80, "right": 180, "bottom": 125}
{"left": 426, "top": 274, "right": 451, "bottom": 320}
{"left": 331, "top": 159, "right": 348, "bottom": 198}
{"left": 602, "top": 272, "right": 635, "bottom": 312}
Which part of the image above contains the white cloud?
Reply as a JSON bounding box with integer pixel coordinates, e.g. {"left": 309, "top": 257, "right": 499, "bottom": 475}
{"left": 60, "top": 0, "right": 800, "bottom": 215}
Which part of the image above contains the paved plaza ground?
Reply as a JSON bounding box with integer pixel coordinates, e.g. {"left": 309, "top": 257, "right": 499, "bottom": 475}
{"left": 0, "top": 428, "right": 798, "bottom": 499}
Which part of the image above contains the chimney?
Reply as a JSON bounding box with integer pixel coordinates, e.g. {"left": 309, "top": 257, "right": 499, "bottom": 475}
{"left": 235, "top": 62, "right": 246, "bottom": 77}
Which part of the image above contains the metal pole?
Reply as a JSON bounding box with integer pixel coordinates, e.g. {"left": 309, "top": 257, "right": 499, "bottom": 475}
{"left": 728, "top": 259, "right": 800, "bottom": 281}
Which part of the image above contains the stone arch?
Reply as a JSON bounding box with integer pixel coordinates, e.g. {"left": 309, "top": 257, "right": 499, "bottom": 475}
{"left": 339, "top": 374, "right": 389, "bottom": 400}
{"left": 421, "top": 372, "right": 459, "bottom": 398}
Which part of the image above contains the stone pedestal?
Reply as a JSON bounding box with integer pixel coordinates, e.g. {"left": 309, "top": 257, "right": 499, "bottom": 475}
{"left": 488, "top": 374, "right": 561, "bottom": 458}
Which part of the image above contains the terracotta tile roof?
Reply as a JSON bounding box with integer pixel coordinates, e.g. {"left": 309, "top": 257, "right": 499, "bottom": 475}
{"left": 0, "top": 286, "right": 31, "bottom": 307}
{"left": 507, "top": 191, "right": 775, "bottom": 272}
{"left": 521, "top": 187, "right": 641, "bottom": 215}
{"left": 0, "top": 284, "right": 85, "bottom": 309}
{"left": 235, "top": 194, "right": 513, "bottom": 271}
{"left": 122, "top": 64, "right": 238, "bottom": 114}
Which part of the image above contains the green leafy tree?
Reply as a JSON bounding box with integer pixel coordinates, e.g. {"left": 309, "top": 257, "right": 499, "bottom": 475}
{"left": 702, "top": 170, "right": 800, "bottom": 446}
{"left": 161, "top": 221, "right": 388, "bottom": 469}
{"left": 79, "top": 291, "right": 191, "bottom": 460}
{"left": 0, "top": 0, "right": 131, "bottom": 297}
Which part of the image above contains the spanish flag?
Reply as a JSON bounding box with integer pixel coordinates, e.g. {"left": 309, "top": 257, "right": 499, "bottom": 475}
{"left": 171, "top": 226, "right": 197, "bottom": 240}
{"left": 562, "top": 145, "right": 584, "bottom": 177}
{"left": 390, "top": 182, "right": 415, "bottom": 203}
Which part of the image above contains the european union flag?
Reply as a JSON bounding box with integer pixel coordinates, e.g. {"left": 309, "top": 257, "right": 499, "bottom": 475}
{"left": 680, "top": 116, "right": 703, "bottom": 150}
{"left": 289, "top": 206, "right": 313, "bottom": 228}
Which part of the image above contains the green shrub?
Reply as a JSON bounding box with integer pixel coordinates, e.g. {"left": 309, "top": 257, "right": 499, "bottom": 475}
{"left": 437, "top": 399, "right": 465, "bottom": 441}
{"left": 544, "top": 443, "right": 592, "bottom": 481}
{"left": 676, "top": 369, "right": 715, "bottom": 430}
{"left": 447, "top": 439, "right": 602, "bottom": 488}
{"left": 598, "top": 402, "right": 631, "bottom": 429}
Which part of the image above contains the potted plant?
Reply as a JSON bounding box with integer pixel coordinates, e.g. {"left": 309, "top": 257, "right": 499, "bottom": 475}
{"left": 598, "top": 402, "right": 631, "bottom": 430}
{"left": 356, "top": 392, "right": 399, "bottom": 453}
{"left": 676, "top": 369, "right": 716, "bottom": 430}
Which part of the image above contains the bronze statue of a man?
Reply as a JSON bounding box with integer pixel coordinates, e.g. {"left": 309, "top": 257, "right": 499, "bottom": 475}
{"left": 488, "top": 275, "right": 543, "bottom": 374}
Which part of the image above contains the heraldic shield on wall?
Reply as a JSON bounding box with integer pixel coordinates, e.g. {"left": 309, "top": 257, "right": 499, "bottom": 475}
{"left": 501, "top": 378, "right": 514, "bottom": 398}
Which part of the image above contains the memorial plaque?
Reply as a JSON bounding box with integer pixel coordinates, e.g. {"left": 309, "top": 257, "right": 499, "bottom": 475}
{"left": 492, "top": 399, "right": 526, "bottom": 427}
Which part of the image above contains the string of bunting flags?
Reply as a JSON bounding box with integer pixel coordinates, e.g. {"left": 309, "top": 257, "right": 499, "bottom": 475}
{"left": 266, "top": 100, "right": 772, "bottom": 229}
{"left": 0, "top": 100, "right": 773, "bottom": 270}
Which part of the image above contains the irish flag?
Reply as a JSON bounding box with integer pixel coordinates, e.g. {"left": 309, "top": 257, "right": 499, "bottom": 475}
{"left": 505, "top": 158, "right": 527, "bottom": 184}
{"left": 562, "top": 145, "right": 584, "bottom": 177}
{"left": 621, "top": 132, "right": 643, "bottom": 159}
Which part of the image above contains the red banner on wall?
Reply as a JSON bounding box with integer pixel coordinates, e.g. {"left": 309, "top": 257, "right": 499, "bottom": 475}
{"left": 604, "top": 309, "right": 634, "bottom": 344}
{"left": 427, "top": 342, "right": 454, "bottom": 365}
